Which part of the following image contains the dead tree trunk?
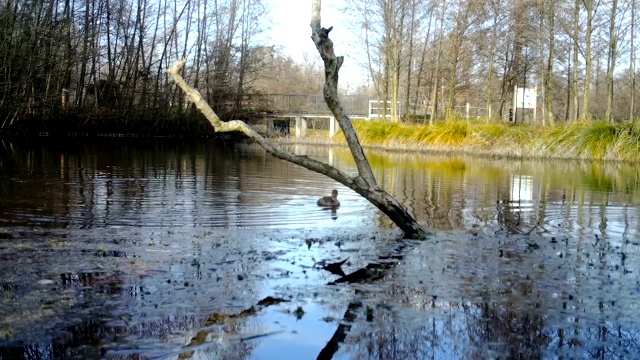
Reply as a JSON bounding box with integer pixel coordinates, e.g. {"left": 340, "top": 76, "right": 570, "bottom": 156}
{"left": 166, "top": 4, "right": 426, "bottom": 239}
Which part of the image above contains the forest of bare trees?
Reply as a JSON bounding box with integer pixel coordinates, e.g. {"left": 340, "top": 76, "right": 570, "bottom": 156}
{"left": 0, "top": 0, "right": 325, "bottom": 135}
{"left": 346, "top": 0, "right": 639, "bottom": 124}
{"left": 0, "top": 0, "right": 638, "bottom": 134}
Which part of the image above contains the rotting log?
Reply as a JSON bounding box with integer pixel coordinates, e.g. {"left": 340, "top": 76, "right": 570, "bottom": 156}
{"left": 166, "top": 7, "right": 426, "bottom": 239}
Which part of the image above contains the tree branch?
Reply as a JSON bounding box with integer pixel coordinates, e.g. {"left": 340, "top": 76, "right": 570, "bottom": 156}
{"left": 167, "top": 60, "right": 363, "bottom": 192}
{"left": 309, "top": 1, "right": 426, "bottom": 238}
{"left": 165, "top": 1, "right": 427, "bottom": 238}
{"left": 310, "top": 0, "right": 376, "bottom": 187}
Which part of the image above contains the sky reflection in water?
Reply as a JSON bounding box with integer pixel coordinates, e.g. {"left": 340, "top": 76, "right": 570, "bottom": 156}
{"left": 0, "top": 139, "right": 639, "bottom": 359}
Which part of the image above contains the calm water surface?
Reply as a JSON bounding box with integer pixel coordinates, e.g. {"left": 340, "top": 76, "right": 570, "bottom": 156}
{"left": 1, "top": 138, "right": 639, "bottom": 359}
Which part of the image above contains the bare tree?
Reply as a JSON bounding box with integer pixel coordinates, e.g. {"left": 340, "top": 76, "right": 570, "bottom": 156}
{"left": 540, "top": 0, "right": 556, "bottom": 126}
{"left": 629, "top": 0, "right": 637, "bottom": 121}
{"left": 249, "top": 47, "right": 324, "bottom": 94}
{"left": 631, "top": 0, "right": 637, "bottom": 121}
{"left": 572, "top": 0, "right": 580, "bottom": 121}
{"left": 7, "top": 0, "right": 640, "bottom": 131}
{"left": 166, "top": 0, "right": 426, "bottom": 238}
{"left": 484, "top": 0, "right": 504, "bottom": 122}
{"left": 604, "top": 0, "right": 618, "bottom": 122}
{"left": 582, "top": 0, "right": 595, "bottom": 120}
{"left": 444, "top": 0, "right": 480, "bottom": 120}
{"left": 428, "top": 1, "right": 447, "bottom": 124}
{"left": 403, "top": 0, "right": 417, "bottom": 120}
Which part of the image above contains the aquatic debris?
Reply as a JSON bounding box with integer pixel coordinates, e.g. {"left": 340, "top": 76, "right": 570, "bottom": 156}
{"left": 94, "top": 249, "right": 127, "bottom": 257}
{"left": 0, "top": 328, "right": 13, "bottom": 339}
{"left": 366, "top": 306, "right": 374, "bottom": 321}
{"left": 178, "top": 296, "right": 290, "bottom": 359}
{"left": 305, "top": 238, "right": 321, "bottom": 249}
{"left": 239, "top": 330, "right": 283, "bottom": 342}
{"left": 257, "top": 296, "right": 289, "bottom": 306}
{"left": 322, "top": 258, "right": 349, "bottom": 277}
{"left": 331, "top": 268, "right": 378, "bottom": 284}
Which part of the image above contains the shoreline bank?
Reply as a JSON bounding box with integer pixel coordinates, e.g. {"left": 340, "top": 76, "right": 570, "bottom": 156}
{"left": 274, "top": 120, "right": 640, "bottom": 163}
{"left": 273, "top": 133, "right": 630, "bottom": 163}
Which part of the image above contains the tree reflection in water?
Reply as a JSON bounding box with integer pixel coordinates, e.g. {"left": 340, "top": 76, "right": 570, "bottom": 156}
{"left": 2, "top": 140, "right": 640, "bottom": 358}
{"left": 339, "top": 300, "right": 640, "bottom": 359}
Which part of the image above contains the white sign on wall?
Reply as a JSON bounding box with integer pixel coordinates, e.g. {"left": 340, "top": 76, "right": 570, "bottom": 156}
{"left": 515, "top": 87, "right": 536, "bottom": 109}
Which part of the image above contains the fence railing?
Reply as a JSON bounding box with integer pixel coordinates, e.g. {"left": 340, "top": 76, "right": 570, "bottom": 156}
{"left": 242, "top": 94, "right": 488, "bottom": 121}
{"left": 242, "top": 94, "right": 370, "bottom": 116}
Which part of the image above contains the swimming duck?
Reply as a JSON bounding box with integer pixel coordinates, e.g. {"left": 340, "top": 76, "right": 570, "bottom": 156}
{"left": 317, "top": 189, "right": 340, "bottom": 207}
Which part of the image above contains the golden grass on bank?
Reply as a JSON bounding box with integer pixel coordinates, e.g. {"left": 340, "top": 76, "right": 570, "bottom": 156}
{"left": 424, "top": 122, "right": 469, "bottom": 145}
{"left": 575, "top": 121, "right": 619, "bottom": 159}
{"left": 324, "top": 119, "right": 640, "bottom": 162}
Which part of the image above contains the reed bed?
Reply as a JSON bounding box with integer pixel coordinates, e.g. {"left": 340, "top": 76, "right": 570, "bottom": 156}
{"left": 301, "top": 119, "right": 640, "bottom": 163}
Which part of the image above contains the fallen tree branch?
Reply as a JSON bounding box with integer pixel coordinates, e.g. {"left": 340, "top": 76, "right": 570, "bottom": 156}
{"left": 168, "top": 60, "right": 363, "bottom": 188}
{"left": 166, "top": 3, "right": 427, "bottom": 239}
{"left": 309, "top": 0, "right": 426, "bottom": 238}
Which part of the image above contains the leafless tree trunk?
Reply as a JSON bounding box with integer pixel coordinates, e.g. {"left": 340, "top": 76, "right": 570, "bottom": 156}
{"left": 571, "top": 0, "right": 580, "bottom": 121}
{"left": 403, "top": 0, "right": 416, "bottom": 120}
{"left": 428, "top": 2, "right": 446, "bottom": 124}
{"left": 412, "top": 3, "right": 433, "bottom": 121}
{"left": 445, "top": 2, "right": 474, "bottom": 120}
{"left": 538, "top": 11, "right": 546, "bottom": 126}
{"left": 631, "top": 0, "right": 637, "bottom": 121}
{"left": 485, "top": 0, "right": 501, "bottom": 122}
{"left": 582, "top": 0, "right": 595, "bottom": 120}
{"left": 604, "top": 0, "right": 618, "bottom": 123}
{"left": 542, "top": 0, "right": 555, "bottom": 126}
{"left": 362, "top": 2, "right": 380, "bottom": 105}
{"left": 387, "top": 1, "right": 405, "bottom": 122}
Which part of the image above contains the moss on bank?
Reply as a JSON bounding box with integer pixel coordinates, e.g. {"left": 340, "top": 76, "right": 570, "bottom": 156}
{"left": 281, "top": 120, "right": 640, "bottom": 163}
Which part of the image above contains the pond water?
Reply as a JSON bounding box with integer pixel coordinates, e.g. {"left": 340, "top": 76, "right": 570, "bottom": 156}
{"left": 1, "top": 138, "right": 639, "bottom": 359}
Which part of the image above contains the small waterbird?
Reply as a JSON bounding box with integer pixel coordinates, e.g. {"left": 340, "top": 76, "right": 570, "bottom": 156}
{"left": 317, "top": 189, "right": 340, "bottom": 207}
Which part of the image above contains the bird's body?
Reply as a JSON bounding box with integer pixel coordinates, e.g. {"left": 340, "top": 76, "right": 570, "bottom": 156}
{"left": 317, "top": 189, "right": 340, "bottom": 207}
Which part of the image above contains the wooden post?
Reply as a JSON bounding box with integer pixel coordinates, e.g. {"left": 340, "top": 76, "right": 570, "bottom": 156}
{"left": 533, "top": 86, "right": 537, "bottom": 124}
{"left": 61, "top": 89, "right": 70, "bottom": 112}
{"left": 295, "top": 116, "right": 307, "bottom": 138}
{"left": 329, "top": 116, "right": 338, "bottom": 138}
{"left": 513, "top": 85, "right": 518, "bottom": 123}
{"left": 466, "top": 102, "right": 470, "bottom": 121}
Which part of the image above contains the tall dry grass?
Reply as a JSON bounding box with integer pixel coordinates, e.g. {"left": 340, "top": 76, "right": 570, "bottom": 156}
{"left": 326, "top": 119, "right": 640, "bottom": 162}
